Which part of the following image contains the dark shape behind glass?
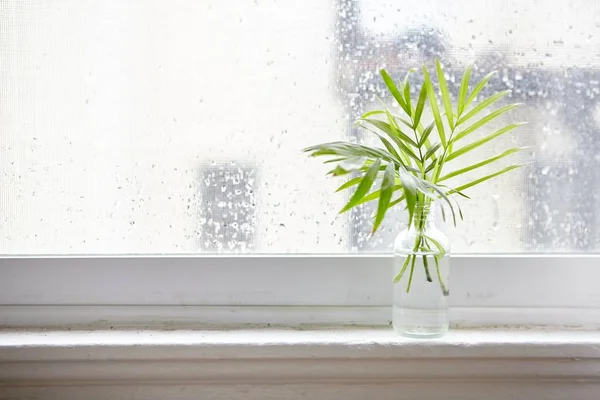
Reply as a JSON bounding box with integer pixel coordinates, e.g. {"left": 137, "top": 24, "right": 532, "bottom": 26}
{"left": 198, "top": 164, "right": 257, "bottom": 252}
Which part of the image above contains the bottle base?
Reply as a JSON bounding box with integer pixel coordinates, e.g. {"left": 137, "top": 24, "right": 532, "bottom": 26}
{"left": 393, "top": 327, "right": 448, "bottom": 339}
{"left": 392, "top": 308, "right": 449, "bottom": 338}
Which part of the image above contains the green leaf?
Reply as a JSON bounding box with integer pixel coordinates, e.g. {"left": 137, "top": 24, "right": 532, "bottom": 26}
{"left": 456, "top": 90, "right": 512, "bottom": 126}
{"left": 335, "top": 176, "right": 362, "bottom": 192}
{"left": 303, "top": 141, "right": 397, "bottom": 163}
{"left": 403, "top": 83, "right": 412, "bottom": 116}
{"left": 361, "top": 110, "right": 385, "bottom": 119}
{"left": 457, "top": 64, "right": 472, "bottom": 116}
{"left": 421, "top": 181, "right": 457, "bottom": 225}
{"left": 323, "top": 157, "right": 347, "bottom": 164}
{"left": 335, "top": 156, "right": 368, "bottom": 173}
{"left": 359, "top": 118, "right": 418, "bottom": 147}
{"left": 380, "top": 69, "right": 411, "bottom": 116}
{"left": 446, "top": 122, "right": 526, "bottom": 162}
{"left": 354, "top": 184, "right": 402, "bottom": 207}
{"left": 424, "top": 143, "right": 441, "bottom": 160}
{"left": 423, "top": 234, "right": 446, "bottom": 259}
{"left": 439, "top": 147, "right": 525, "bottom": 181}
{"left": 373, "top": 163, "right": 396, "bottom": 233}
{"left": 356, "top": 123, "right": 422, "bottom": 171}
{"left": 355, "top": 123, "right": 410, "bottom": 167}
{"left": 412, "top": 84, "right": 428, "bottom": 130}
{"left": 448, "top": 164, "right": 525, "bottom": 194}
{"left": 402, "top": 70, "right": 415, "bottom": 113}
{"left": 403, "top": 68, "right": 417, "bottom": 89}
{"left": 396, "top": 116, "right": 416, "bottom": 130}
{"left": 452, "top": 104, "right": 523, "bottom": 143}
{"left": 340, "top": 159, "right": 381, "bottom": 213}
{"left": 464, "top": 70, "right": 497, "bottom": 109}
{"left": 396, "top": 139, "right": 421, "bottom": 165}
{"left": 382, "top": 109, "right": 421, "bottom": 149}
{"left": 398, "top": 169, "right": 418, "bottom": 227}
{"left": 393, "top": 256, "right": 411, "bottom": 284}
{"left": 378, "top": 136, "right": 402, "bottom": 162}
{"left": 423, "top": 66, "right": 447, "bottom": 148}
{"left": 436, "top": 59, "right": 454, "bottom": 129}
{"left": 386, "top": 194, "right": 405, "bottom": 211}
{"left": 417, "top": 120, "right": 436, "bottom": 147}
{"left": 361, "top": 110, "right": 413, "bottom": 129}
{"left": 424, "top": 158, "right": 437, "bottom": 173}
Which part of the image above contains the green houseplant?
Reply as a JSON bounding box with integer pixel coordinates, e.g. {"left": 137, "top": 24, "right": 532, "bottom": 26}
{"left": 303, "top": 60, "right": 526, "bottom": 337}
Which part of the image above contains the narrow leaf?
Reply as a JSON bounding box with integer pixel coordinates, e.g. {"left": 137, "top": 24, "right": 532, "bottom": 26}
{"left": 380, "top": 69, "right": 411, "bottom": 116}
{"left": 423, "top": 66, "right": 447, "bottom": 148}
{"left": 373, "top": 163, "right": 396, "bottom": 233}
{"left": 398, "top": 169, "right": 418, "bottom": 227}
{"left": 403, "top": 80, "right": 412, "bottom": 116}
{"left": 458, "top": 64, "right": 472, "bottom": 115}
{"left": 453, "top": 104, "right": 523, "bottom": 143}
{"left": 413, "top": 84, "right": 428, "bottom": 130}
{"left": 464, "top": 70, "right": 497, "bottom": 109}
{"left": 424, "top": 158, "right": 437, "bottom": 173}
{"left": 423, "top": 234, "right": 446, "bottom": 259}
{"left": 336, "top": 176, "right": 362, "bottom": 192}
{"left": 403, "top": 68, "right": 417, "bottom": 89}
{"left": 447, "top": 122, "right": 526, "bottom": 162}
{"left": 439, "top": 147, "right": 524, "bottom": 181}
{"left": 356, "top": 124, "right": 410, "bottom": 166}
{"left": 340, "top": 159, "right": 381, "bottom": 213}
{"left": 360, "top": 118, "right": 418, "bottom": 147}
{"left": 377, "top": 135, "right": 402, "bottom": 162}
{"left": 387, "top": 195, "right": 405, "bottom": 210}
{"left": 303, "top": 141, "right": 399, "bottom": 164}
{"left": 448, "top": 164, "right": 525, "bottom": 194}
{"left": 424, "top": 143, "right": 441, "bottom": 160}
{"left": 336, "top": 156, "right": 367, "bottom": 172}
{"left": 418, "top": 120, "right": 436, "bottom": 147}
{"left": 396, "top": 139, "right": 421, "bottom": 165}
{"left": 421, "top": 181, "right": 457, "bottom": 225}
{"left": 361, "top": 110, "right": 413, "bottom": 129}
{"left": 457, "top": 90, "right": 511, "bottom": 126}
{"left": 402, "top": 69, "right": 416, "bottom": 113}
{"left": 361, "top": 110, "right": 385, "bottom": 119}
{"left": 436, "top": 60, "right": 454, "bottom": 129}
{"left": 323, "top": 157, "right": 346, "bottom": 164}
{"left": 355, "top": 184, "right": 402, "bottom": 207}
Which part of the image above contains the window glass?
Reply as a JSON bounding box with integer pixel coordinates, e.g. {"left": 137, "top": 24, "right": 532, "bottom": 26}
{"left": 1, "top": 0, "right": 598, "bottom": 253}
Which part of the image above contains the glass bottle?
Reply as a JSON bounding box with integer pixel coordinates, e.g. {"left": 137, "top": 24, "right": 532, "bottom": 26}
{"left": 392, "top": 201, "right": 450, "bottom": 338}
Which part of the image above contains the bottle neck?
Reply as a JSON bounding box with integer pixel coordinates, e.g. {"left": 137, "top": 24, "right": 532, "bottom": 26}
{"left": 410, "top": 203, "right": 437, "bottom": 231}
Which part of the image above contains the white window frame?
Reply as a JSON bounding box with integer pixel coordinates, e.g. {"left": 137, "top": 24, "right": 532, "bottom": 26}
{"left": 1, "top": 254, "right": 599, "bottom": 328}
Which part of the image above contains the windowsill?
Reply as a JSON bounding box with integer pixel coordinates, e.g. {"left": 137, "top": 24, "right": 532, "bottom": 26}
{"left": 2, "top": 328, "right": 599, "bottom": 384}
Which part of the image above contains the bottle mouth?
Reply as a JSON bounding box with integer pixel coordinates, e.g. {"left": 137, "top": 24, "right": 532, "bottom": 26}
{"left": 412, "top": 202, "right": 437, "bottom": 224}
{"left": 413, "top": 201, "right": 435, "bottom": 212}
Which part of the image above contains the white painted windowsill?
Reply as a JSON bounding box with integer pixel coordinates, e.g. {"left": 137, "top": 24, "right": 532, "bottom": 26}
{"left": 1, "top": 328, "right": 600, "bottom": 400}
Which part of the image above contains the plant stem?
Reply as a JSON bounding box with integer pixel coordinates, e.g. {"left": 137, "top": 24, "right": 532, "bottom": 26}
{"left": 405, "top": 253, "right": 417, "bottom": 293}
{"left": 422, "top": 254, "right": 432, "bottom": 282}
{"left": 434, "top": 256, "right": 450, "bottom": 296}
{"left": 394, "top": 255, "right": 411, "bottom": 283}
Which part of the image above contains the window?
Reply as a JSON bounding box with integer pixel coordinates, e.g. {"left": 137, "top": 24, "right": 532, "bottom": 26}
{"left": 1, "top": 0, "right": 599, "bottom": 327}
{"left": 2, "top": 0, "right": 599, "bottom": 255}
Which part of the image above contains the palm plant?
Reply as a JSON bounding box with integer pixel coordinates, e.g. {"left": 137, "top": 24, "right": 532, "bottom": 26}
{"left": 303, "top": 60, "right": 526, "bottom": 290}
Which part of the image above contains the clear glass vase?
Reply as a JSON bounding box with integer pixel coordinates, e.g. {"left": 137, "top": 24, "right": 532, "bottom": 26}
{"left": 392, "top": 201, "right": 450, "bottom": 338}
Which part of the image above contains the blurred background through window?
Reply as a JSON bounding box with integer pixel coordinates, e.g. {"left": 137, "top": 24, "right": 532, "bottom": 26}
{"left": 1, "top": 0, "right": 599, "bottom": 254}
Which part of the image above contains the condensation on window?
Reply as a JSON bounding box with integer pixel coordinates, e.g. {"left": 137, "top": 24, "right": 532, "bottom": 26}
{"left": 1, "top": 0, "right": 599, "bottom": 254}
{"left": 199, "top": 164, "right": 257, "bottom": 252}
